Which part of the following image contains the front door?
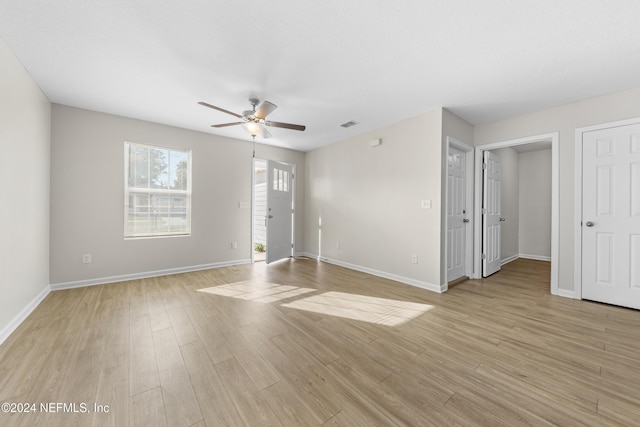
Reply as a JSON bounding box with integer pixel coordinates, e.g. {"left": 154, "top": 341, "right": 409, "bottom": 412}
{"left": 266, "top": 160, "right": 294, "bottom": 264}
{"left": 447, "top": 146, "right": 467, "bottom": 281}
{"left": 581, "top": 123, "right": 640, "bottom": 309}
{"left": 482, "top": 151, "right": 502, "bottom": 277}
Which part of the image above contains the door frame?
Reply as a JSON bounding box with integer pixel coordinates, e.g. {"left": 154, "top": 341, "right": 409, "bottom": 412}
{"left": 473, "top": 132, "right": 559, "bottom": 295}
{"left": 444, "top": 137, "right": 474, "bottom": 282}
{"left": 574, "top": 117, "right": 640, "bottom": 300}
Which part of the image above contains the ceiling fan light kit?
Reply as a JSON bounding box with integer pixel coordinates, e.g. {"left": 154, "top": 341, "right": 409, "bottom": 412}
{"left": 199, "top": 98, "right": 306, "bottom": 139}
{"left": 243, "top": 121, "right": 261, "bottom": 137}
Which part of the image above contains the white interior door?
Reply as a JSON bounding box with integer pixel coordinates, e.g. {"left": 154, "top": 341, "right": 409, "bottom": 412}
{"left": 447, "top": 146, "right": 467, "bottom": 281}
{"left": 483, "top": 151, "right": 502, "bottom": 277}
{"left": 266, "top": 160, "right": 293, "bottom": 264}
{"left": 581, "top": 123, "right": 640, "bottom": 309}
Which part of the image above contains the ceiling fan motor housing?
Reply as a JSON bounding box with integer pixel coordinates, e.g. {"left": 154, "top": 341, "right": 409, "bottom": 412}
{"left": 200, "top": 97, "right": 305, "bottom": 137}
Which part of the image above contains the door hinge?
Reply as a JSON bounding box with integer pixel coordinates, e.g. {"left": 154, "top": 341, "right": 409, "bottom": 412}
{"left": 291, "top": 243, "right": 294, "bottom": 248}
{"left": 481, "top": 208, "right": 486, "bottom": 214}
{"left": 482, "top": 163, "right": 487, "bottom": 170}
{"left": 482, "top": 253, "right": 486, "bottom": 260}
{"left": 291, "top": 208, "right": 294, "bottom": 213}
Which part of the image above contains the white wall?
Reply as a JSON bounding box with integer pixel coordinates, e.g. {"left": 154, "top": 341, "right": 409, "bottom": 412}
{"left": 519, "top": 149, "right": 552, "bottom": 259}
{"left": 491, "top": 147, "right": 519, "bottom": 261}
{"left": 50, "top": 105, "right": 305, "bottom": 286}
{"left": 0, "top": 38, "right": 51, "bottom": 341}
{"left": 304, "top": 109, "right": 444, "bottom": 291}
{"left": 475, "top": 86, "right": 640, "bottom": 294}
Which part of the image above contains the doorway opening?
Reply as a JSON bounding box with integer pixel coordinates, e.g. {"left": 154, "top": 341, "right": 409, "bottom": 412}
{"left": 253, "top": 159, "right": 267, "bottom": 262}
{"left": 252, "top": 158, "right": 295, "bottom": 264}
{"left": 473, "top": 133, "right": 559, "bottom": 295}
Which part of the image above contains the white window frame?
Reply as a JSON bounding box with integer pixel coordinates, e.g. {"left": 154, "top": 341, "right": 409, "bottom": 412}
{"left": 124, "top": 141, "right": 192, "bottom": 238}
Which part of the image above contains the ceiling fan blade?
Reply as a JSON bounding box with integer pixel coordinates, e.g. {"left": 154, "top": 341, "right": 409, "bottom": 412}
{"left": 212, "top": 122, "right": 243, "bottom": 128}
{"left": 265, "top": 120, "right": 306, "bottom": 131}
{"left": 198, "top": 101, "right": 243, "bottom": 119}
{"left": 255, "top": 101, "right": 277, "bottom": 119}
{"left": 261, "top": 126, "right": 272, "bottom": 139}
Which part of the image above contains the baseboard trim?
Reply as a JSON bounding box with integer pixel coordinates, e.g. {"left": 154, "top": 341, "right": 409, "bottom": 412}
{"left": 0, "top": 284, "right": 51, "bottom": 346}
{"left": 501, "top": 253, "right": 552, "bottom": 266}
{"left": 300, "top": 252, "right": 319, "bottom": 261}
{"left": 500, "top": 254, "right": 520, "bottom": 265}
{"left": 519, "top": 254, "right": 552, "bottom": 262}
{"left": 50, "top": 259, "right": 252, "bottom": 291}
{"left": 302, "top": 252, "right": 446, "bottom": 294}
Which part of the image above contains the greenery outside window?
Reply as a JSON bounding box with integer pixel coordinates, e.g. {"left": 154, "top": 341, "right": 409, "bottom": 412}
{"left": 124, "top": 141, "right": 192, "bottom": 238}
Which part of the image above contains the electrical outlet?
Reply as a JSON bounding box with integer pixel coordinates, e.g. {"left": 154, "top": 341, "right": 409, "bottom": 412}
{"left": 421, "top": 200, "right": 432, "bottom": 209}
{"left": 411, "top": 254, "right": 418, "bottom": 264}
{"left": 231, "top": 242, "right": 238, "bottom": 249}
{"left": 82, "top": 254, "right": 92, "bottom": 264}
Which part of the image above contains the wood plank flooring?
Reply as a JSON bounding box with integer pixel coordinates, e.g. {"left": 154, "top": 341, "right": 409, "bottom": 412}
{"left": 0, "top": 258, "right": 639, "bottom": 426}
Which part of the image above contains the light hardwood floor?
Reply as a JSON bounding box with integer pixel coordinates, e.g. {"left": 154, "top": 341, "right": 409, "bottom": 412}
{"left": 1, "top": 258, "right": 639, "bottom": 426}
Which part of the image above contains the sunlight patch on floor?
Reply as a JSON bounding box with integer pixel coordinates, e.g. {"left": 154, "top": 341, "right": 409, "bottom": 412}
{"left": 281, "top": 291, "right": 434, "bottom": 326}
{"left": 199, "top": 283, "right": 433, "bottom": 326}
{"left": 198, "top": 281, "right": 316, "bottom": 303}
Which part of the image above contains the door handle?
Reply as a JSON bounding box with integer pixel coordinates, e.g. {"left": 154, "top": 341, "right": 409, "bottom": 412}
{"left": 463, "top": 218, "right": 469, "bottom": 223}
{"left": 585, "top": 221, "right": 594, "bottom": 227}
{"left": 265, "top": 215, "right": 274, "bottom": 227}
{"left": 499, "top": 218, "right": 506, "bottom": 222}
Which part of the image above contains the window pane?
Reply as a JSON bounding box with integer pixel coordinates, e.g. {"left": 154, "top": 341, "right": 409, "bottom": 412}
{"left": 170, "top": 151, "right": 188, "bottom": 190}
{"left": 150, "top": 148, "right": 169, "bottom": 189}
{"left": 273, "top": 168, "right": 278, "bottom": 191}
{"left": 127, "top": 193, "right": 150, "bottom": 235}
{"left": 169, "top": 196, "right": 188, "bottom": 232}
{"left": 151, "top": 194, "right": 169, "bottom": 234}
{"left": 130, "top": 145, "right": 149, "bottom": 188}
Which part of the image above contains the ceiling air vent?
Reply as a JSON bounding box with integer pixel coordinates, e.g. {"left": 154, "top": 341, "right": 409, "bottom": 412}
{"left": 340, "top": 120, "right": 358, "bottom": 128}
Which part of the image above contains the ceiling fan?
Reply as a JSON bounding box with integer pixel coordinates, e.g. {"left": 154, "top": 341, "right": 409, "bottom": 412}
{"left": 198, "top": 98, "right": 306, "bottom": 139}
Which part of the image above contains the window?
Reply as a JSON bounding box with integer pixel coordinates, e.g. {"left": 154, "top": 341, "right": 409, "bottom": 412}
{"left": 124, "top": 142, "right": 192, "bottom": 238}
{"left": 272, "top": 167, "right": 289, "bottom": 192}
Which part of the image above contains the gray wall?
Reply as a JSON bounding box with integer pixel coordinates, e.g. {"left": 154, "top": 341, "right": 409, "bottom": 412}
{"left": 0, "top": 38, "right": 51, "bottom": 339}
{"left": 304, "top": 109, "right": 445, "bottom": 290}
{"left": 50, "top": 105, "right": 305, "bottom": 285}
{"left": 475, "top": 86, "right": 640, "bottom": 294}
{"left": 519, "top": 149, "right": 552, "bottom": 258}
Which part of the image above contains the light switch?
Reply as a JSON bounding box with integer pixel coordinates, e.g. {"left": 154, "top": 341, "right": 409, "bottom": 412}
{"left": 421, "top": 200, "right": 432, "bottom": 209}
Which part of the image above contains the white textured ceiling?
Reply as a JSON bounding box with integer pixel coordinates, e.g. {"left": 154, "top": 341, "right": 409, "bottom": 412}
{"left": 2, "top": 1, "right": 640, "bottom": 151}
